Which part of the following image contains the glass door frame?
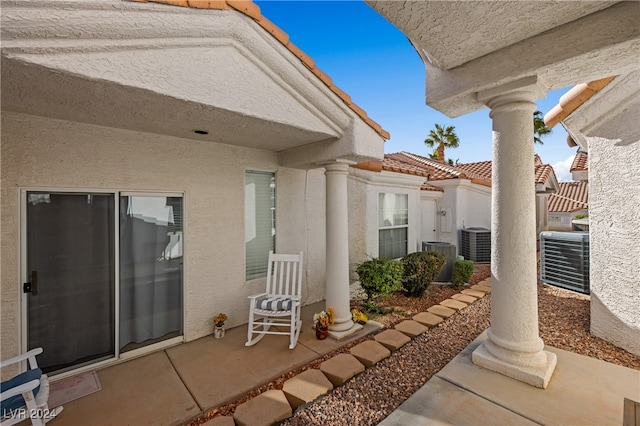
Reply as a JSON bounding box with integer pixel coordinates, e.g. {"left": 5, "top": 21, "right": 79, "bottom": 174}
{"left": 20, "top": 188, "right": 185, "bottom": 380}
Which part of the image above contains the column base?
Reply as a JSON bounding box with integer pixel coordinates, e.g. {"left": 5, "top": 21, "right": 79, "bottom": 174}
{"left": 328, "top": 323, "right": 363, "bottom": 340}
{"left": 472, "top": 341, "right": 557, "bottom": 389}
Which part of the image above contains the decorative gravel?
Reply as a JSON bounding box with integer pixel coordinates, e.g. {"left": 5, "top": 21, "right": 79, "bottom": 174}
{"left": 188, "top": 264, "right": 640, "bottom": 425}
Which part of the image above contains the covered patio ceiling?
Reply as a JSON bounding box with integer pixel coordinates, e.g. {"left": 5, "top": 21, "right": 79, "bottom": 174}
{"left": 367, "top": 1, "right": 640, "bottom": 117}
{"left": 1, "top": 0, "right": 387, "bottom": 162}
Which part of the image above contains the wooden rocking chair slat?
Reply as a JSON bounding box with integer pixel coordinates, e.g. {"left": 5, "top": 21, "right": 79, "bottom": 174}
{"left": 246, "top": 251, "right": 304, "bottom": 349}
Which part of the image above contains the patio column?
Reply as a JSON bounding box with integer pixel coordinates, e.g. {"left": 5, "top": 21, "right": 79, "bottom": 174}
{"left": 472, "top": 77, "right": 557, "bottom": 388}
{"left": 324, "top": 161, "right": 355, "bottom": 332}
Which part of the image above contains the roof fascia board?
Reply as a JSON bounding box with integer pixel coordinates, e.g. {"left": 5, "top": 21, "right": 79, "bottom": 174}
{"left": 349, "top": 167, "right": 426, "bottom": 190}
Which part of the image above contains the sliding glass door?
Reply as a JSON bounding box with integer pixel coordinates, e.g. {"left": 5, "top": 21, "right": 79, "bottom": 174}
{"left": 24, "top": 191, "right": 183, "bottom": 374}
{"left": 119, "top": 195, "right": 183, "bottom": 353}
{"left": 26, "top": 193, "right": 116, "bottom": 374}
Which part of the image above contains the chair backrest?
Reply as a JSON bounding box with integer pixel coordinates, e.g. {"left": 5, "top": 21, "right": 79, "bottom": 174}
{"left": 265, "top": 251, "right": 303, "bottom": 298}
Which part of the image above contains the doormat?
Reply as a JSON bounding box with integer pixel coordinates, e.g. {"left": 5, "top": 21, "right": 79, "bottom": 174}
{"left": 48, "top": 371, "right": 102, "bottom": 408}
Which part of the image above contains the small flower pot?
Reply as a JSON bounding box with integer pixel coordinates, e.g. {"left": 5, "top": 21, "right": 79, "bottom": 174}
{"left": 214, "top": 326, "right": 225, "bottom": 339}
{"left": 315, "top": 323, "right": 329, "bottom": 340}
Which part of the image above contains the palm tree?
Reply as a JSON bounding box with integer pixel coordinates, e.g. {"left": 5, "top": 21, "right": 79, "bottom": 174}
{"left": 534, "top": 110, "right": 552, "bottom": 144}
{"left": 424, "top": 124, "right": 460, "bottom": 162}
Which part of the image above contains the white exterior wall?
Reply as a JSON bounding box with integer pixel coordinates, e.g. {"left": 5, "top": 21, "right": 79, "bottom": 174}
{"left": 347, "top": 168, "right": 426, "bottom": 279}
{"left": 548, "top": 209, "right": 588, "bottom": 231}
{"left": 0, "top": 112, "right": 327, "bottom": 358}
{"left": 429, "top": 180, "right": 492, "bottom": 253}
{"left": 588, "top": 136, "right": 640, "bottom": 356}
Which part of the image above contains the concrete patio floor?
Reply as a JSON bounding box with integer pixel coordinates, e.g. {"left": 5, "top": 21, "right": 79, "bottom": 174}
{"left": 380, "top": 331, "right": 640, "bottom": 426}
{"left": 46, "top": 300, "right": 381, "bottom": 426}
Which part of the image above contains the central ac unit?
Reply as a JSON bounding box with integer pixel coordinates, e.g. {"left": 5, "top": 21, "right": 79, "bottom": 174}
{"left": 540, "top": 231, "right": 590, "bottom": 294}
{"left": 461, "top": 227, "right": 491, "bottom": 263}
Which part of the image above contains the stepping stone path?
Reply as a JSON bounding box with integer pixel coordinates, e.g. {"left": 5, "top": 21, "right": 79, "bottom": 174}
{"left": 229, "top": 279, "right": 492, "bottom": 425}
{"left": 282, "top": 369, "right": 333, "bottom": 409}
{"left": 451, "top": 293, "right": 478, "bottom": 304}
{"left": 375, "top": 329, "right": 412, "bottom": 351}
{"left": 427, "top": 305, "right": 456, "bottom": 318}
{"left": 233, "top": 389, "right": 292, "bottom": 426}
{"left": 320, "top": 353, "right": 365, "bottom": 386}
{"left": 439, "top": 299, "right": 468, "bottom": 311}
{"left": 413, "top": 312, "right": 444, "bottom": 327}
{"left": 394, "top": 320, "right": 428, "bottom": 338}
{"left": 350, "top": 340, "right": 391, "bottom": 367}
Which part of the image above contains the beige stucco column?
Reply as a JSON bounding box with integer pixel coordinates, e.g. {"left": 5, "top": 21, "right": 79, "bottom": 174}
{"left": 472, "top": 77, "right": 557, "bottom": 388}
{"left": 324, "top": 161, "right": 355, "bottom": 332}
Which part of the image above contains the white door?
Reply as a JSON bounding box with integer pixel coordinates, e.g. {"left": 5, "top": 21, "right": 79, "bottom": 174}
{"left": 421, "top": 199, "right": 437, "bottom": 243}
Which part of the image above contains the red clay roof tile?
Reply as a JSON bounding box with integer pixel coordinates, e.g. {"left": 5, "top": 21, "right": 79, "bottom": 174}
{"left": 548, "top": 181, "right": 589, "bottom": 213}
{"left": 570, "top": 150, "right": 588, "bottom": 172}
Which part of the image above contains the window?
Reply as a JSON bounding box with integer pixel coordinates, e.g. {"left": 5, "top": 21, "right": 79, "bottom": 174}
{"left": 378, "top": 193, "right": 408, "bottom": 259}
{"left": 245, "top": 171, "right": 276, "bottom": 280}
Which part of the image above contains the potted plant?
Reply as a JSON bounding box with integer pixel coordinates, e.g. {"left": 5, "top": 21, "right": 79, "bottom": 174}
{"left": 312, "top": 308, "right": 335, "bottom": 340}
{"left": 213, "top": 313, "right": 227, "bottom": 339}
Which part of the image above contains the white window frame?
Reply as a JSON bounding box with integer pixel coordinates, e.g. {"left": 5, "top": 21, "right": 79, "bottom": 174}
{"left": 244, "top": 170, "right": 276, "bottom": 280}
{"left": 378, "top": 192, "right": 409, "bottom": 259}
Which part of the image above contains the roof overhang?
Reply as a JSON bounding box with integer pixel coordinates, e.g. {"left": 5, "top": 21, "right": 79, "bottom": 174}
{"left": 367, "top": 1, "right": 640, "bottom": 117}
{"left": 2, "top": 0, "right": 385, "bottom": 166}
{"left": 559, "top": 70, "right": 640, "bottom": 150}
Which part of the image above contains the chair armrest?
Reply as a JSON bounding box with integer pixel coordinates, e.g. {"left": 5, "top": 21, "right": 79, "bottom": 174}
{"left": 0, "top": 378, "right": 40, "bottom": 402}
{"left": 247, "top": 292, "right": 268, "bottom": 301}
{"left": 0, "top": 348, "right": 43, "bottom": 369}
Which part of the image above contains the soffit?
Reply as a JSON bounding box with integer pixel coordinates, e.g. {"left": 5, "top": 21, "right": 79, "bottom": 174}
{"left": 1, "top": 0, "right": 386, "bottom": 153}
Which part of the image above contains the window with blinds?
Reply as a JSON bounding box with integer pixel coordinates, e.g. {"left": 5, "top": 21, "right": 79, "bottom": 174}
{"left": 245, "top": 170, "right": 276, "bottom": 280}
{"left": 378, "top": 193, "right": 408, "bottom": 259}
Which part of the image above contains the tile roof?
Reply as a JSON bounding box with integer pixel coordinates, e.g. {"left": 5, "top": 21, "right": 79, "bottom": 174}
{"left": 131, "top": 0, "right": 390, "bottom": 140}
{"left": 360, "top": 152, "right": 557, "bottom": 190}
{"left": 570, "top": 149, "right": 589, "bottom": 172}
{"left": 548, "top": 181, "right": 589, "bottom": 213}
{"left": 544, "top": 76, "right": 615, "bottom": 129}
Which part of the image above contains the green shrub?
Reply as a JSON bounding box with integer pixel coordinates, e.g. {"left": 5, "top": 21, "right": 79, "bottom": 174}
{"left": 575, "top": 213, "right": 589, "bottom": 219}
{"left": 401, "top": 251, "right": 446, "bottom": 297}
{"left": 355, "top": 258, "right": 403, "bottom": 302}
{"left": 451, "top": 259, "right": 474, "bottom": 288}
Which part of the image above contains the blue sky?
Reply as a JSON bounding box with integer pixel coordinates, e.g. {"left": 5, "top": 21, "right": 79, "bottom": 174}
{"left": 255, "top": 0, "right": 579, "bottom": 181}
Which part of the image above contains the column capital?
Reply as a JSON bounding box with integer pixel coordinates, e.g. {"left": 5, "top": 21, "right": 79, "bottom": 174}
{"left": 323, "top": 160, "right": 353, "bottom": 173}
{"left": 477, "top": 76, "right": 547, "bottom": 110}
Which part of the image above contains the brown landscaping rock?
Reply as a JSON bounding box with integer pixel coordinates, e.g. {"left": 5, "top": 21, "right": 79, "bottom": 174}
{"left": 350, "top": 340, "right": 391, "bottom": 367}
{"left": 452, "top": 293, "right": 478, "bottom": 304}
{"left": 440, "top": 299, "right": 468, "bottom": 311}
{"left": 412, "top": 312, "right": 444, "bottom": 327}
{"left": 471, "top": 284, "right": 491, "bottom": 293}
{"left": 282, "top": 369, "right": 334, "bottom": 410}
{"left": 461, "top": 289, "right": 486, "bottom": 298}
{"left": 375, "top": 329, "right": 412, "bottom": 351}
{"left": 427, "top": 305, "right": 456, "bottom": 319}
{"left": 233, "top": 389, "right": 292, "bottom": 426}
{"left": 394, "top": 320, "right": 428, "bottom": 338}
{"left": 320, "top": 353, "right": 365, "bottom": 386}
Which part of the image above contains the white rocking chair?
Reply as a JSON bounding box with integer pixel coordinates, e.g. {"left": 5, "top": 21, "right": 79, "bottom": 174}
{"left": 1, "top": 348, "right": 63, "bottom": 426}
{"left": 246, "top": 251, "right": 303, "bottom": 350}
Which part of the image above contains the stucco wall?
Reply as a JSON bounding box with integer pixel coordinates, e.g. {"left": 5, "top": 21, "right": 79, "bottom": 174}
{"left": 0, "top": 112, "right": 327, "bottom": 360}
{"left": 347, "top": 168, "right": 425, "bottom": 279}
{"left": 429, "top": 180, "right": 491, "bottom": 253}
{"left": 588, "top": 136, "right": 640, "bottom": 356}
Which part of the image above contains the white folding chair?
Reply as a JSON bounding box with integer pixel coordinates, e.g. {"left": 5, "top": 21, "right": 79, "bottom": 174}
{"left": 246, "top": 251, "right": 303, "bottom": 349}
{"left": 1, "top": 348, "right": 63, "bottom": 426}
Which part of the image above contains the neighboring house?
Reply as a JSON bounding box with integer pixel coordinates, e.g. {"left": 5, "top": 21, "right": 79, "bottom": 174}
{"left": 348, "top": 151, "right": 558, "bottom": 272}
{"left": 545, "top": 72, "right": 640, "bottom": 357}
{"left": 1, "top": 0, "right": 387, "bottom": 376}
{"left": 570, "top": 149, "right": 589, "bottom": 181}
{"left": 547, "top": 181, "right": 589, "bottom": 231}
{"left": 367, "top": 1, "right": 638, "bottom": 388}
